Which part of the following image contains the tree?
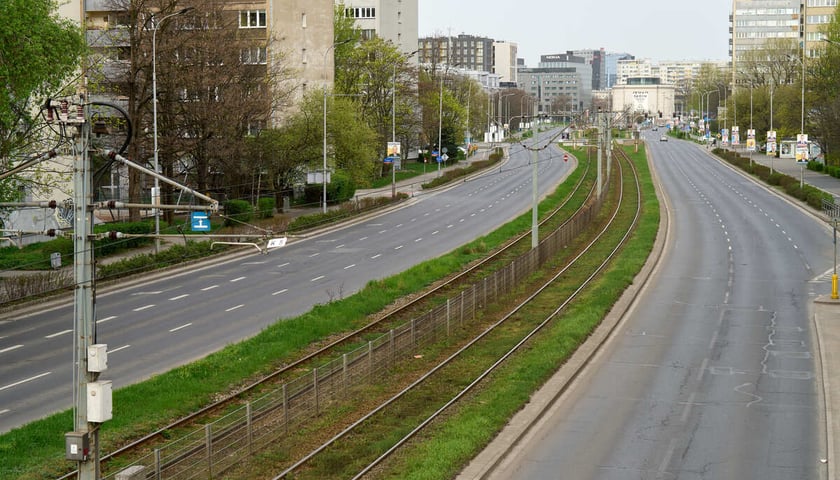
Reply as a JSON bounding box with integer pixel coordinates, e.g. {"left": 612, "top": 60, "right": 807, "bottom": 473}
{"left": 418, "top": 68, "right": 466, "bottom": 155}
{"left": 158, "top": 2, "right": 295, "bottom": 203}
{"left": 811, "top": 6, "right": 840, "bottom": 162}
{"left": 254, "top": 90, "right": 377, "bottom": 193}
{"left": 0, "top": 0, "right": 85, "bottom": 200}
{"left": 90, "top": 0, "right": 296, "bottom": 221}
{"left": 336, "top": 36, "right": 417, "bottom": 163}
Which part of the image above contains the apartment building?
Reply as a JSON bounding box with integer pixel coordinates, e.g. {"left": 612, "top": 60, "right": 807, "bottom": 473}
{"left": 493, "top": 41, "right": 518, "bottom": 83}
{"left": 338, "top": 0, "right": 419, "bottom": 56}
{"left": 418, "top": 34, "right": 495, "bottom": 72}
{"left": 804, "top": 0, "right": 837, "bottom": 56}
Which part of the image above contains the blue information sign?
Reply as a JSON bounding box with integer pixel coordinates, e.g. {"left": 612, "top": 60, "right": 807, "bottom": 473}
{"left": 191, "top": 212, "right": 210, "bottom": 231}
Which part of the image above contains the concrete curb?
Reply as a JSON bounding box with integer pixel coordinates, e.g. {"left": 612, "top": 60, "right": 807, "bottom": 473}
{"left": 457, "top": 141, "right": 670, "bottom": 478}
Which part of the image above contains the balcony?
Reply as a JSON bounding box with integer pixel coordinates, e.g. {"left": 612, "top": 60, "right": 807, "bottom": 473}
{"left": 87, "top": 28, "right": 130, "bottom": 48}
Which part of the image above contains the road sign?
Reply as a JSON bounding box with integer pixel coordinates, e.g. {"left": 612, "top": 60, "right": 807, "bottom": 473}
{"left": 191, "top": 212, "right": 210, "bottom": 232}
{"left": 267, "top": 237, "right": 287, "bottom": 249}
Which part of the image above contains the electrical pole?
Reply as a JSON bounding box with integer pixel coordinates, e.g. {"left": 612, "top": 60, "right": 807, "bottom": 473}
{"left": 531, "top": 102, "right": 539, "bottom": 249}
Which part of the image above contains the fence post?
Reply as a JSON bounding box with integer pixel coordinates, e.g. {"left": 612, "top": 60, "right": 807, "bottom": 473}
{"left": 483, "top": 277, "right": 487, "bottom": 310}
{"left": 411, "top": 318, "right": 416, "bottom": 347}
{"left": 343, "top": 353, "right": 348, "bottom": 392}
{"left": 205, "top": 424, "right": 213, "bottom": 478}
{"left": 155, "top": 448, "right": 161, "bottom": 480}
{"left": 368, "top": 340, "right": 374, "bottom": 379}
{"left": 313, "top": 368, "right": 319, "bottom": 416}
{"left": 460, "top": 290, "right": 465, "bottom": 326}
{"left": 472, "top": 284, "right": 476, "bottom": 320}
{"left": 246, "top": 401, "right": 253, "bottom": 456}
{"left": 283, "top": 384, "right": 288, "bottom": 434}
{"left": 390, "top": 329, "right": 395, "bottom": 366}
{"left": 446, "top": 298, "right": 451, "bottom": 337}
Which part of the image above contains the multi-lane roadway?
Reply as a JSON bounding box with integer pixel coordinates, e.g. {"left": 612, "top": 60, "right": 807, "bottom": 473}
{"left": 0, "top": 131, "right": 572, "bottom": 434}
{"left": 482, "top": 132, "right": 832, "bottom": 479}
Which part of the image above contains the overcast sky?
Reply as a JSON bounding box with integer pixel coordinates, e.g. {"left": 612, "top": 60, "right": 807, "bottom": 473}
{"left": 418, "top": 0, "right": 732, "bottom": 65}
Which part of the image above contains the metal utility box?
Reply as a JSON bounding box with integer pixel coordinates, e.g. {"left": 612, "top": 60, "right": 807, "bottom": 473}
{"left": 65, "top": 431, "right": 89, "bottom": 460}
{"left": 87, "top": 380, "right": 113, "bottom": 423}
{"left": 50, "top": 252, "right": 61, "bottom": 269}
{"left": 87, "top": 344, "right": 108, "bottom": 372}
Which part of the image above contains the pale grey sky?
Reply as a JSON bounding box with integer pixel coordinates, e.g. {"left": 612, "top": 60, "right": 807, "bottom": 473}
{"left": 419, "top": 0, "right": 732, "bottom": 65}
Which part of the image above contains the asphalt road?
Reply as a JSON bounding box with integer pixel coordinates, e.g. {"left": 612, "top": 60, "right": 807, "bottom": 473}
{"left": 0, "top": 131, "right": 572, "bottom": 433}
{"left": 487, "top": 132, "right": 833, "bottom": 479}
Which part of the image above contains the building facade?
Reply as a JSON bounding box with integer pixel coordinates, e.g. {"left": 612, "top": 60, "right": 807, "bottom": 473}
{"left": 338, "top": 0, "right": 419, "bottom": 56}
{"left": 418, "top": 34, "right": 495, "bottom": 71}
{"left": 518, "top": 65, "right": 592, "bottom": 113}
{"left": 610, "top": 77, "right": 676, "bottom": 121}
{"left": 493, "top": 41, "right": 518, "bottom": 83}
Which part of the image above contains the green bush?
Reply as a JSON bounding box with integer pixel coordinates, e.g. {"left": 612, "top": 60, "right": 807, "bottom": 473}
{"left": 715, "top": 150, "right": 833, "bottom": 210}
{"left": 257, "top": 197, "right": 275, "bottom": 219}
{"left": 97, "top": 241, "right": 221, "bottom": 279}
{"left": 93, "top": 221, "right": 152, "bottom": 256}
{"left": 223, "top": 199, "right": 253, "bottom": 226}
{"left": 301, "top": 171, "right": 358, "bottom": 208}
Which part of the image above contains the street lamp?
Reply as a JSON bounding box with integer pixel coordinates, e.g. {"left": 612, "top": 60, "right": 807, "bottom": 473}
{"left": 322, "top": 39, "right": 351, "bottom": 213}
{"left": 151, "top": 6, "right": 193, "bottom": 254}
{"left": 701, "top": 90, "right": 716, "bottom": 142}
{"left": 786, "top": 52, "right": 807, "bottom": 187}
{"left": 391, "top": 50, "right": 418, "bottom": 199}
{"left": 436, "top": 62, "right": 461, "bottom": 177}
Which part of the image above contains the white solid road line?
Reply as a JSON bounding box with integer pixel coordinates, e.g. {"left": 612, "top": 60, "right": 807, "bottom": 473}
{"left": 45, "top": 330, "right": 73, "bottom": 339}
{"left": 0, "top": 371, "right": 51, "bottom": 392}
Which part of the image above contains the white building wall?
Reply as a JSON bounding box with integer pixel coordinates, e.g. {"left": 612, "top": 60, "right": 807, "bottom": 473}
{"left": 338, "top": 0, "right": 419, "bottom": 57}
{"left": 611, "top": 84, "right": 676, "bottom": 120}
{"left": 493, "top": 41, "right": 518, "bottom": 83}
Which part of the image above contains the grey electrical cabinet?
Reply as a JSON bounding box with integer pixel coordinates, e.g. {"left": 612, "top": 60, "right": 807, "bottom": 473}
{"left": 65, "top": 431, "right": 89, "bottom": 461}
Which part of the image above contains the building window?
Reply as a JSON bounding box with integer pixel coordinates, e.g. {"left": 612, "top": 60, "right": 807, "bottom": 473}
{"left": 241, "top": 46, "right": 267, "bottom": 65}
{"left": 247, "top": 120, "right": 266, "bottom": 137}
{"left": 345, "top": 7, "right": 376, "bottom": 19}
{"left": 807, "top": 14, "right": 834, "bottom": 24}
{"left": 239, "top": 10, "right": 266, "bottom": 28}
{"left": 808, "top": 0, "right": 837, "bottom": 6}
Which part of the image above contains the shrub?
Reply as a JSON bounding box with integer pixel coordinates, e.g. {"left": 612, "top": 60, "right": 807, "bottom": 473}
{"left": 223, "top": 200, "right": 253, "bottom": 226}
{"left": 257, "top": 197, "right": 275, "bottom": 219}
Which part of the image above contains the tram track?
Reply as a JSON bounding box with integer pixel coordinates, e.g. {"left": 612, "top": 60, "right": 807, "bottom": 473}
{"left": 263, "top": 147, "right": 642, "bottom": 479}
{"left": 61, "top": 143, "right": 595, "bottom": 479}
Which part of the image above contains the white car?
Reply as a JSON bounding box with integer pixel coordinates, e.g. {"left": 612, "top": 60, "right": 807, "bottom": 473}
{"left": 659, "top": 135, "right": 668, "bottom": 142}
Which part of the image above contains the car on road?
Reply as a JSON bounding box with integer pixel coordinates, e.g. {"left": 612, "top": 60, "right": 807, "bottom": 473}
{"left": 659, "top": 135, "right": 668, "bottom": 142}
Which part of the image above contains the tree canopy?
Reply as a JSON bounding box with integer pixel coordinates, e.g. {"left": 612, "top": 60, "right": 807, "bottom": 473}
{"left": 0, "top": 0, "right": 85, "bottom": 161}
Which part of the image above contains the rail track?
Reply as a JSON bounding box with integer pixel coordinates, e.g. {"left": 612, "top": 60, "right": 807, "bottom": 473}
{"left": 263, "top": 146, "right": 642, "bottom": 479}
{"left": 57, "top": 141, "right": 595, "bottom": 479}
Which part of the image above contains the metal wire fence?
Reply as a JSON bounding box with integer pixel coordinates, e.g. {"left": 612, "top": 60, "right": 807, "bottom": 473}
{"left": 104, "top": 191, "right": 605, "bottom": 480}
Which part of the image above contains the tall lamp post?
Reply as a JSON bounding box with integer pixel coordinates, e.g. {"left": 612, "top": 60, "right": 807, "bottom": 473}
{"left": 391, "top": 50, "right": 418, "bottom": 198}
{"left": 322, "top": 39, "right": 351, "bottom": 213}
{"left": 151, "top": 7, "right": 193, "bottom": 254}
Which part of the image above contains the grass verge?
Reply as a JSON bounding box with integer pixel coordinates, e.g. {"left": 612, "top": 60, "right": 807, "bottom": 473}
{"left": 1, "top": 149, "right": 586, "bottom": 479}
{"left": 366, "top": 144, "right": 658, "bottom": 479}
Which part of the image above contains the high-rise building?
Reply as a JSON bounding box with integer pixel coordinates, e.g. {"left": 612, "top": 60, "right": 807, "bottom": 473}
{"left": 493, "top": 41, "right": 519, "bottom": 83}
{"left": 418, "top": 34, "right": 495, "bottom": 72}
{"left": 730, "top": 0, "right": 801, "bottom": 72}
{"left": 803, "top": 0, "right": 837, "bottom": 57}
{"left": 338, "top": 0, "right": 419, "bottom": 56}
{"left": 518, "top": 64, "right": 592, "bottom": 113}
{"left": 604, "top": 52, "right": 633, "bottom": 88}
{"left": 570, "top": 49, "right": 607, "bottom": 91}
